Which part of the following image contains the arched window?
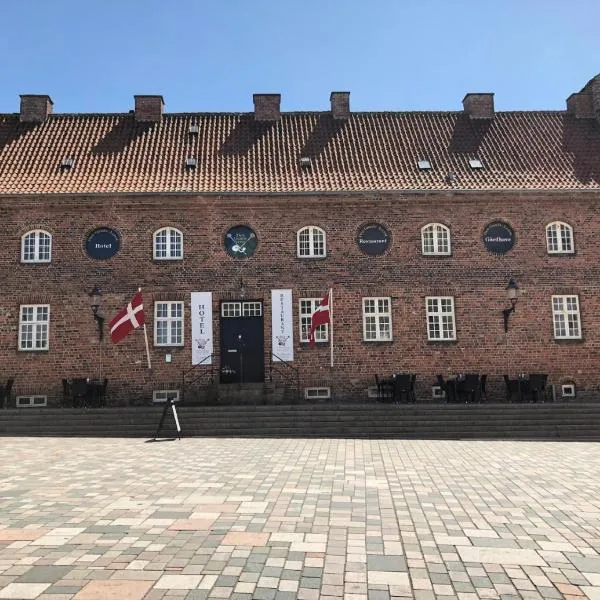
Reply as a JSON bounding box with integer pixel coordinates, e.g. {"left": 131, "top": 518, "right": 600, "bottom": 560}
{"left": 297, "top": 226, "right": 326, "bottom": 258}
{"left": 21, "top": 230, "right": 52, "bottom": 263}
{"left": 153, "top": 227, "right": 183, "bottom": 260}
{"left": 546, "top": 222, "right": 574, "bottom": 254}
{"left": 421, "top": 223, "right": 451, "bottom": 255}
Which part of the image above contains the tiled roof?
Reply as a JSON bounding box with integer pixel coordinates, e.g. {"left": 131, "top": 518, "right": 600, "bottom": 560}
{"left": 0, "top": 110, "right": 599, "bottom": 194}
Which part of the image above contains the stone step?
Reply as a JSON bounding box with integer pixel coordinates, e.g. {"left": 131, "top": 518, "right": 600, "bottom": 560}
{"left": 2, "top": 404, "right": 600, "bottom": 440}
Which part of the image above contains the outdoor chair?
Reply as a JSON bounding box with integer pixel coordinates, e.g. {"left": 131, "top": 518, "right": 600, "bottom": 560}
{"left": 458, "top": 374, "right": 480, "bottom": 403}
{"left": 393, "top": 374, "right": 413, "bottom": 404}
{"left": 527, "top": 374, "right": 548, "bottom": 403}
{"left": 410, "top": 374, "right": 417, "bottom": 403}
{"left": 1, "top": 378, "right": 14, "bottom": 409}
{"left": 503, "top": 375, "right": 523, "bottom": 402}
{"left": 375, "top": 374, "right": 394, "bottom": 402}
{"left": 479, "top": 374, "right": 487, "bottom": 403}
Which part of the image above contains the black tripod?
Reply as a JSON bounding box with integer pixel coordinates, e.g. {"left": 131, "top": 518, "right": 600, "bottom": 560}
{"left": 153, "top": 398, "right": 182, "bottom": 440}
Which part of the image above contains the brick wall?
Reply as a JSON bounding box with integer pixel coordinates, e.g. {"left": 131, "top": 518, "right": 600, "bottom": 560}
{"left": 1, "top": 191, "right": 599, "bottom": 404}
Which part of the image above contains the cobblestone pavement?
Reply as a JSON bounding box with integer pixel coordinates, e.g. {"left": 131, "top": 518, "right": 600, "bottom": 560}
{"left": 1, "top": 438, "right": 600, "bottom": 600}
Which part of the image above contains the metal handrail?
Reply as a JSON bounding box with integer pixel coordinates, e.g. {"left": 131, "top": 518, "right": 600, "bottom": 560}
{"left": 182, "top": 354, "right": 215, "bottom": 402}
{"left": 269, "top": 354, "right": 300, "bottom": 403}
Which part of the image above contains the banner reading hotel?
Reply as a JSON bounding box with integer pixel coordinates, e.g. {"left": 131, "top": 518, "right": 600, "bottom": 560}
{"left": 271, "top": 289, "right": 294, "bottom": 362}
{"left": 191, "top": 292, "right": 213, "bottom": 365}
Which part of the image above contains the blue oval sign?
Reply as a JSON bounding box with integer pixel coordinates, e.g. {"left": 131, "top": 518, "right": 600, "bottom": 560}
{"left": 483, "top": 222, "right": 515, "bottom": 254}
{"left": 86, "top": 228, "right": 121, "bottom": 260}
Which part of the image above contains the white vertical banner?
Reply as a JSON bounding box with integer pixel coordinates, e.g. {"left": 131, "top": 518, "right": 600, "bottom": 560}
{"left": 191, "top": 292, "right": 213, "bottom": 365}
{"left": 271, "top": 289, "right": 294, "bottom": 362}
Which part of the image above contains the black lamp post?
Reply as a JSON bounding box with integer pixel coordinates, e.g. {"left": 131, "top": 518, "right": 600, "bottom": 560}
{"left": 502, "top": 278, "right": 520, "bottom": 333}
{"left": 89, "top": 286, "right": 105, "bottom": 341}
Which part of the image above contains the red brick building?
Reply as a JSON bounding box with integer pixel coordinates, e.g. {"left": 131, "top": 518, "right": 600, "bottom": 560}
{"left": 1, "top": 74, "right": 600, "bottom": 406}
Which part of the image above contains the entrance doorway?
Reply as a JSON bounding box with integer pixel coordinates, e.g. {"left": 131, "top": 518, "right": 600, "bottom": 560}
{"left": 220, "top": 301, "right": 264, "bottom": 384}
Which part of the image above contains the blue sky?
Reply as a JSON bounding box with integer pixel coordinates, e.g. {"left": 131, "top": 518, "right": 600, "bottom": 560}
{"left": 1, "top": 0, "right": 599, "bottom": 114}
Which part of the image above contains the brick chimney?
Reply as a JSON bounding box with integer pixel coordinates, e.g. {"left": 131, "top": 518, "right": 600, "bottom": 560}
{"left": 253, "top": 94, "right": 281, "bottom": 121}
{"left": 330, "top": 92, "right": 350, "bottom": 119}
{"left": 462, "top": 93, "right": 495, "bottom": 119}
{"left": 567, "top": 74, "right": 600, "bottom": 122}
{"left": 134, "top": 95, "right": 164, "bottom": 122}
{"left": 19, "top": 95, "right": 53, "bottom": 123}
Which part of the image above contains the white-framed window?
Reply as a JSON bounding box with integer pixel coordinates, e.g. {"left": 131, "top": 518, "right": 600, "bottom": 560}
{"left": 297, "top": 226, "right": 326, "bottom": 258}
{"left": 304, "top": 387, "right": 331, "bottom": 400}
{"left": 426, "top": 296, "right": 456, "bottom": 341}
{"left": 16, "top": 396, "right": 47, "bottom": 407}
{"left": 362, "top": 297, "right": 392, "bottom": 341}
{"left": 21, "top": 230, "right": 52, "bottom": 263}
{"left": 153, "top": 227, "right": 183, "bottom": 260}
{"left": 221, "top": 302, "right": 263, "bottom": 318}
{"left": 299, "top": 298, "right": 329, "bottom": 343}
{"left": 19, "top": 304, "right": 50, "bottom": 351}
{"left": 432, "top": 386, "right": 446, "bottom": 399}
{"left": 552, "top": 295, "right": 581, "bottom": 339}
{"left": 154, "top": 301, "right": 184, "bottom": 346}
{"left": 561, "top": 384, "right": 575, "bottom": 398}
{"left": 421, "top": 223, "right": 451, "bottom": 256}
{"left": 367, "top": 386, "right": 379, "bottom": 399}
{"left": 546, "top": 222, "right": 574, "bottom": 254}
{"left": 152, "top": 390, "right": 180, "bottom": 403}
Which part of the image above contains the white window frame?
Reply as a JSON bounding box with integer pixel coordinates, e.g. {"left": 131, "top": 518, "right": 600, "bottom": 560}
{"left": 362, "top": 297, "right": 392, "bottom": 341}
{"left": 21, "top": 230, "right": 52, "bottom": 263}
{"left": 152, "top": 390, "right": 180, "bottom": 403}
{"left": 552, "top": 295, "right": 581, "bottom": 339}
{"left": 546, "top": 222, "right": 574, "bottom": 254}
{"left": 299, "top": 298, "right": 329, "bottom": 343}
{"left": 154, "top": 301, "right": 184, "bottom": 346}
{"left": 297, "top": 226, "right": 326, "bottom": 258}
{"left": 426, "top": 296, "right": 456, "bottom": 341}
{"left": 221, "top": 302, "right": 262, "bottom": 318}
{"left": 153, "top": 227, "right": 183, "bottom": 260}
{"left": 304, "top": 387, "right": 331, "bottom": 400}
{"left": 421, "top": 223, "right": 451, "bottom": 256}
{"left": 19, "top": 304, "right": 50, "bottom": 351}
{"left": 16, "top": 396, "right": 47, "bottom": 407}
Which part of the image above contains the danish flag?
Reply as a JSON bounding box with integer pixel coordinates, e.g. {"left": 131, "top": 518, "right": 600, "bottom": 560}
{"left": 109, "top": 292, "right": 145, "bottom": 344}
{"left": 309, "top": 290, "right": 331, "bottom": 347}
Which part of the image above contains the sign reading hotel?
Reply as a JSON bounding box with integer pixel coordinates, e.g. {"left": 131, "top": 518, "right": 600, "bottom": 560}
{"left": 85, "top": 228, "right": 120, "bottom": 259}
{"left": 271, "top": 289, "right": 294, "bottom": 362}
{"left": 483, "top": 222, "right": 515, "bottom": 254}
{"left": 357, "top": 224, "right": 390, "bottom": 255}
{"left": 191, "top": 292, "right": 213, "bottom": 365}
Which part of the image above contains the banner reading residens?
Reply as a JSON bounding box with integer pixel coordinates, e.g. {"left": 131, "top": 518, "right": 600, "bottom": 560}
{"left": 191, "top": 292, "right": 213, "bottom": 365}
{"left": 271, "top": 289, "right": 294, "bottom": 362}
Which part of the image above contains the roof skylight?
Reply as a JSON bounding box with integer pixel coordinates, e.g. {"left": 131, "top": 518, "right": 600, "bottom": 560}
{"left": 417, "top": 159, "right": 432, "bottom": 171}
{"left": 469, "top": 158, "right": 483, "bottom": 169}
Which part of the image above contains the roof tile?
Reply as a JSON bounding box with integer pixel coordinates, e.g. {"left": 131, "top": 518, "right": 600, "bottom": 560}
{"left": 0, "top": 111, "right": 598, "bottom": 194}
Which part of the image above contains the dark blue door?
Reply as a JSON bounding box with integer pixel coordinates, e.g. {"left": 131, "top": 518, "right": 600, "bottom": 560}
{"left": 220, "top": 302, "right": 264, "bottom": 384}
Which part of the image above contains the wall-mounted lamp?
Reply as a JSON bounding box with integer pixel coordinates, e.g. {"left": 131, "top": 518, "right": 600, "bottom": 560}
{"left": 502, "top": 278, "right": 520, "bottom": 333}
{"left": 239, "top": 277, "right": 246, "bottom": 300}
{"left": 89, "top": 286, "right": 105, "bottom": 341}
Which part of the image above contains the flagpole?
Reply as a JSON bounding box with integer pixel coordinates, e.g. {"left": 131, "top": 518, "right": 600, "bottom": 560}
{"left": 139, "top": 287, "right": 152, "bottom": 370}
{"left": 329, "top": 288, "right": 334, "bottom": 368}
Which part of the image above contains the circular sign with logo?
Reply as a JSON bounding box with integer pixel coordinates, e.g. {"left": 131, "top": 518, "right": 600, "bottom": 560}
{"left": 224, "top": 225, "right": 258, "bottom": 258}
{"left": 357, "top": 224, "right": 390, "bottom": 256}
{"left": 483, "top": 222, "right": 515, "bottom": 254}
{"left": 85, "top": 228, "right": 121, "bottom": 260}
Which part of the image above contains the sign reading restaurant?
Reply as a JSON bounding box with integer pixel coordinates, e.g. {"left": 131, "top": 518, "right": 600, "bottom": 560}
{"left": 483, "top": 222, "right": 515, "bottom": 254}
{"left": 85, "top": 228, "right": 121, "bottom": 259}
{"left": 357, "top": 224, "right": 390, "bottom": 256}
